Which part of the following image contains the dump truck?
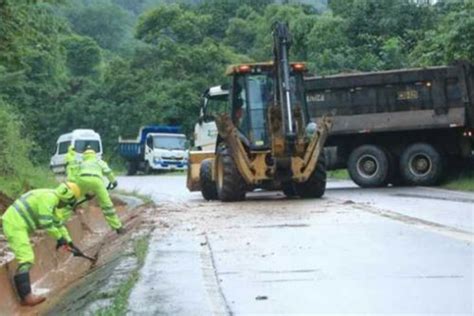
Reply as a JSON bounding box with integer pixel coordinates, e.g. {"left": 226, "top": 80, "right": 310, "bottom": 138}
{"left": 187, "top": 22, "right": 332, "bottom": 201}
{"left": 305, "top": 61, "right": 474, "bottom": 187}
{"left": 119, "top": 125, "right": 188, "bottom": 175}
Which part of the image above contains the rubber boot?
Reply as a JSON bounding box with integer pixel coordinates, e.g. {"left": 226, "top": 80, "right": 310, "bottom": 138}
{"left": 14, "top": 272, "right": 46, "bottom": 307}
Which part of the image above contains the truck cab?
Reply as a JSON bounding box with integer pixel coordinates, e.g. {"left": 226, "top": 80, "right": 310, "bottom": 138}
{"left": 50, "top": 129, "right": 102, "bottom": 174}
{"left": 193, "top": 85, "right": 229, "bottom": 151}
{"left": 119, "top": 125, "right": 188, "bottom": 175}
{"left": 144, "top": 132, "right": 188, "bottom": 172}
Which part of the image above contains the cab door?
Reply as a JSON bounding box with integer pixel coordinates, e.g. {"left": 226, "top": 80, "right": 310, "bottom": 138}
{"left": 194, "top": 88, "right": 228, "bottom": 151}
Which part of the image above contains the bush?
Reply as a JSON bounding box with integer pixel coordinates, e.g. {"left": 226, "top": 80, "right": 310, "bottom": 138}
{"left": 0, "top": 99, "right": 56, "bottom": 197}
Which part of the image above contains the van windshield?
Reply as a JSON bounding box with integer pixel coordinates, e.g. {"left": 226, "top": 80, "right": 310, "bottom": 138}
{"left": 75, "top": 140, "right": 101, "bottom": 153}
{"left": 153, "top": 135, "right": 186, "bottom": 150}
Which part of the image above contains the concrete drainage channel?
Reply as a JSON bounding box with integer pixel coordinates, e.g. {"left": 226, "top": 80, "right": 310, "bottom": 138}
{"left": 0, "top": 194, "right": 156, "bottom": 315}
{"left": 46, "top": 230, "right": 151, "bottom": 315}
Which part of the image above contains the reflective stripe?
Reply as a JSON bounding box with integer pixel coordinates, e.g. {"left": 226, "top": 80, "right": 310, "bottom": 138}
{"left": 12, "top": 203, "right": 36, "bottom": 231}
{"left": 102, "top": 209, "right": 116, "bottom": 216}
{"left": 42, "top": 223, "right": 54, "bottom": 229}
{"left": 80, "top": 173, "right": 102, "bottom": 178}
{"left": 19, "top": 197, "right": 40, "bottom": 228}
{"left": 38, "top": 215, "right": 53, "bottom": 221}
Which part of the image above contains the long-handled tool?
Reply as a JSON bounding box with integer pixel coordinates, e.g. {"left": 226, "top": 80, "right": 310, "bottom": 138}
{"left": 67, "top": 245, "right": 98, "bottom": 263}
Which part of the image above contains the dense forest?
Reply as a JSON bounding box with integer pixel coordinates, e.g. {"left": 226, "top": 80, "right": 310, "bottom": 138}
{"left": 0, "top": 0, "right": 473, "bottom": 194}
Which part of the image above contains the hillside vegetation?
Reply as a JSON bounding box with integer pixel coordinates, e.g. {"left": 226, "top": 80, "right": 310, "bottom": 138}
{"left": 0, "top": 0, "right": 472, "bottom": 196}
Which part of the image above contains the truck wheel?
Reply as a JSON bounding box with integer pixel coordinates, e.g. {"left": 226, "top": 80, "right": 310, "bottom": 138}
{"left": 144, "top": 162, "right": 152, "bottom": 175}
{"left": 199, "top": 159, "right": 217, "bottom": 200}
{"left": 400, "top": 143, "right": 443, "bottom": 186}
{"left": 127, "top": 162, "right": 138, "bottom": 176}
{"left": 295, "top": 151, "right": 327, "bottom": 198}
{"left": 216, "top": 148, "right": 246, "bottom": 202}
{"left": 282, "top": 182, "right": 297, "bottom": 198}
{"left": 348, "top": 145, "right": 389, "bottom": 188}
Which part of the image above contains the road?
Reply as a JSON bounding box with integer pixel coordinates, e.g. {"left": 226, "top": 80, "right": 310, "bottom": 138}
{"left": 118, "top": 175, "right": 474, "bottom": 315}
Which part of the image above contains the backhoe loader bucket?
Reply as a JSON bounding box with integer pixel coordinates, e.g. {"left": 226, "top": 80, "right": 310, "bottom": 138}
{"left": 186, "top": 150, "right": 215, "bottom": 191}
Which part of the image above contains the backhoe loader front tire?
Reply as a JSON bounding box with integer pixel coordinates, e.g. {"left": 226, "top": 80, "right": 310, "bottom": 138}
{"left": 216, "top": 148, "right": 246, "bottom": 202}
{"left": 282, "top": 182, "right": 297, "bottom": 198}
{"left": 295, "top": 152, "right": 327, "bottom": 198}
{"left": 200, "top": 159, "right": 218, "bottom": 200}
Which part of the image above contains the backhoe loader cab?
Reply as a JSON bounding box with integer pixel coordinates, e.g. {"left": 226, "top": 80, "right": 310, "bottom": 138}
{"left": 227, "top": 63, "right": 309, "bottom": 149}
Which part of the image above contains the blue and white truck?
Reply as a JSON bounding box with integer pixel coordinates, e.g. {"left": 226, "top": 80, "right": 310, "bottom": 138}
{"left": 118, "top": 125, "right": 188, "bottom": 175}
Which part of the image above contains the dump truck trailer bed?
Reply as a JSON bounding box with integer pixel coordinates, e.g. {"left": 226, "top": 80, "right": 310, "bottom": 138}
{"left": 304, "top": 62, "right": 474, "bottom": 187}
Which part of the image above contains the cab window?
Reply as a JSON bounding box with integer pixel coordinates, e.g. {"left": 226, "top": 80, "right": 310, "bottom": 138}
{"left": 232, "top": 76, "right": 249, "bottom": 133}
{"left": 203, "top": 97, "right": 228, "bottom": 122}
{"left": 57, "top": 141, "right": 71, "bottom": 154}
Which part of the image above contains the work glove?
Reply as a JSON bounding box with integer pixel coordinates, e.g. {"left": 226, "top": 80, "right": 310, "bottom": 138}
{"left": 109, "top": 180, "right": 118, "bottom": 190}
{"left": 56, "top": 238, "right": 68, "bottom": 251}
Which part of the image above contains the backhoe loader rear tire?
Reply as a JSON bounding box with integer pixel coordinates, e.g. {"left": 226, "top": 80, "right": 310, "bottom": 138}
{"left": 200, "top": 159, "right": 218, "bottom": 200}
{"left": 295, "top": 152, "right": 327, "bottom": 198}
{"left": 216, "top": 148, "right": 246, "bottom": 202}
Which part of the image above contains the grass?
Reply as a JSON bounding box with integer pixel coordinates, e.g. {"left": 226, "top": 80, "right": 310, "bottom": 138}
{"left": 328, "top": 169, "right": 349, "bottom": 180}
{"left": 0, "top": 167, "right": 58, "bottom": 198}
{"left": 94, "top": 235, "right": 150, "bottom": 316}
{"left": 442, "top": 170, "right": 474, "bottom": 192}
{"left": 133, "top": 237, "right": 150, "bottom": 265}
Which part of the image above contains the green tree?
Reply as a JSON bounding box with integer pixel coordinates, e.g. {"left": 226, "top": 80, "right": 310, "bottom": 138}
{"left": 136, "top": 4, "right": 211, "bottom": 45}
{"left": 411, "top": 1, "right": 474, "bottom": 65}
{"left": 62, "top": 35, "right": 102, "bottom": 77}
{"left": 65, "top": 2, "right": 133, "bottom": 51}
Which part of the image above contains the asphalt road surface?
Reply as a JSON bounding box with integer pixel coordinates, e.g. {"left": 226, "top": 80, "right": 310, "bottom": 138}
{"left": 118, "top": 175, "right": 473, "bottom": 315}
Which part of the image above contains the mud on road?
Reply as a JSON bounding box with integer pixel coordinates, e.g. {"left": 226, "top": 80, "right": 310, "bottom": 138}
{"left": 119, "top": 176, "right": 474, "bottom": 315}
{"left": 3, "top": 175, "right": 472, "bottom": 315}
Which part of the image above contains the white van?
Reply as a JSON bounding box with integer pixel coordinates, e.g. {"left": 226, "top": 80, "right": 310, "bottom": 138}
{"left": 50, "top": 129, "right": 102, "bottom": 174}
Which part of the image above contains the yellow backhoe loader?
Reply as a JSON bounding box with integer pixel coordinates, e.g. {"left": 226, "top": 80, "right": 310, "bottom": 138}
{"left": 187, "top": 22, "right": 332, "bottom": 201}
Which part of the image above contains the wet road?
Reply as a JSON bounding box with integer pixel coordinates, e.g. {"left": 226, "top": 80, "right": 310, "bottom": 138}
{"left": 119, "top": 175, "right": 474, "bottom": 315}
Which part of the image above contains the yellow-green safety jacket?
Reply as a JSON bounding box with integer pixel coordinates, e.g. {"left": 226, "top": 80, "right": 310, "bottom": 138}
{"left": 80, "top": 158, "right": 116, "bottom": 183}
{"left": 66, "top": 146, "right": 80, "bottom": 181}
{"left": 66, "top": 146, "right": 76, "bottom": 165}
{"left": 3, "top": 189, "right": 73, "bottom": 242}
